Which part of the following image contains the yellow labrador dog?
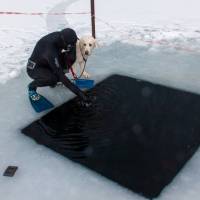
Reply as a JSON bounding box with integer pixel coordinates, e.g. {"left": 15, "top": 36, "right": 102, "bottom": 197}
{"left": 71, "top": 36, "right": 98, "bottom": 78}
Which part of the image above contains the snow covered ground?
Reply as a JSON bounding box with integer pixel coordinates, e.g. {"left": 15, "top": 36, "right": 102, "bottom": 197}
{"left": 1, "top": 0, "right": 200, "bottom": 199}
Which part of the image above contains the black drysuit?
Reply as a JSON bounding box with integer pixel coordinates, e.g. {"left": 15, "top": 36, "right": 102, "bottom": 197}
{"left": 27, "top": 28, "right": 86, "bottom": 100}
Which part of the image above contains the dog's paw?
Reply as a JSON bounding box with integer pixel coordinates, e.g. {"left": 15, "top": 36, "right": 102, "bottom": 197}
{"left": 82, "top": 71, "right": 91, "bottom": 78}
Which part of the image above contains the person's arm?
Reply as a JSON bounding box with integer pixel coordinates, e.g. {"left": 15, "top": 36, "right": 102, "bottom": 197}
{"left": 48, "top": 56, "right": 87, "bottom": 100}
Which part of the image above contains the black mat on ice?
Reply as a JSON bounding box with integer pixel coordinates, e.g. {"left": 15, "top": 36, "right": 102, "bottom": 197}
{"left": 22, "top": 74, "right": 200, "bottom": 199}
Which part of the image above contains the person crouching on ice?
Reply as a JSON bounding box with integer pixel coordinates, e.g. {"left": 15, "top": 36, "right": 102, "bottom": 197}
{"left": 26, "top": 28, "right": 91, "bottom": 112}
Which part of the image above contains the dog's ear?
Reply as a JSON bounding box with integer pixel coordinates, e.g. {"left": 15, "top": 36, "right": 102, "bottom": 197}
{"left": 79, "top": 38, "right": 85, "bottom": 50}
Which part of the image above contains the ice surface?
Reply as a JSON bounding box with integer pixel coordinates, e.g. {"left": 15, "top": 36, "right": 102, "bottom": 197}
{"left": 1, "top": 0, "right": 200, "bottom": 199}
{"left": 1, "top": 43, "right": 200, "bottom": 200}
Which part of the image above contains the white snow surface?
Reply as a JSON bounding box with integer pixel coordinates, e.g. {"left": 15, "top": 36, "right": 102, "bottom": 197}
{"left": 1, "top": 0, "right": 200, "bottom": 200}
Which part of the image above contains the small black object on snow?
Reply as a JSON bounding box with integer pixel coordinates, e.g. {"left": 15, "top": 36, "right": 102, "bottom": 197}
{"left": 3, "top": 166, "right": 18, "bottom": 177}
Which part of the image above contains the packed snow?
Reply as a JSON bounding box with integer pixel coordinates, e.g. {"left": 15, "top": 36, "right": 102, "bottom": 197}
{"left": 1, "top": 0, "right": 200, "bottom": 199}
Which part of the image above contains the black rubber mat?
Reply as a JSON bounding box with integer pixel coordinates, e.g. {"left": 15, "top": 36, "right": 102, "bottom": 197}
{"left": 22, "top": 74, "right": 200, "bottom": 199}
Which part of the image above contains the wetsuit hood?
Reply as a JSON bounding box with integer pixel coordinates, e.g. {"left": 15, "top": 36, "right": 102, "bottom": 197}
{"left": 60, "top": 28, "right": 78, "bottom": 50}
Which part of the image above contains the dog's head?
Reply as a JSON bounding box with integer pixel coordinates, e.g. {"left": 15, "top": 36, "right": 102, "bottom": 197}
{"left": 79, "top": 36, "right": 98, "bottom": 57}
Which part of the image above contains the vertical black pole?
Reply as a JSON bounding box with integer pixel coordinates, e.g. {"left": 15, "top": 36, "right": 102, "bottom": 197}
{"left": 91, "top": 0, "right": 96, "bottom": 38}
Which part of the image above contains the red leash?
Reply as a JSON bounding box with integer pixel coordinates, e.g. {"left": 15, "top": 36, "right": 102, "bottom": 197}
{"left": 66, "top": 55, "right": 77, "bottom": 79}
{"left": 69, "top": 67, "right": 78, "bottom": 79}
{"left": 67, "top": 58, "right": 87, "bottom": 80}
